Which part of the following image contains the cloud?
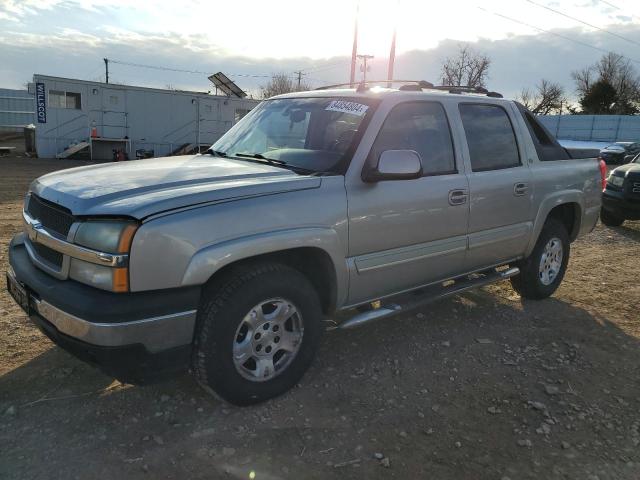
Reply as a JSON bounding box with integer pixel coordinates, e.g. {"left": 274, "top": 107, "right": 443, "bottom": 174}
{"left": 1, "top": 10, "right": 639, "bottom": 101}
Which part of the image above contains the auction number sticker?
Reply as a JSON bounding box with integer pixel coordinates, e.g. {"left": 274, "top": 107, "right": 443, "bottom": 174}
{"left": 325, "top": 100, "right": 369, "bottom": 116}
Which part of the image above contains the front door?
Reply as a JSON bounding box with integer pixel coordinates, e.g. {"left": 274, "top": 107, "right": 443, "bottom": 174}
{"left": 458, "top": 103, "right": 534, "bottom": 270}
{"left": 346, "top": 101, "right": 470, "bottom": 305}
{"left": 101, "top": 88, "right": 126, "bottom": 138}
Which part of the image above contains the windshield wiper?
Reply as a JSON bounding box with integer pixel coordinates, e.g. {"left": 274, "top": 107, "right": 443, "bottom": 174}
{"left": 207, "top": 149, "right": 227, "bottom": 157}
{"left": 233, "top": 152, "right": 287, "bottom": 166}
{"left": 230, "top": 152, "right": 317, "bottom": 175}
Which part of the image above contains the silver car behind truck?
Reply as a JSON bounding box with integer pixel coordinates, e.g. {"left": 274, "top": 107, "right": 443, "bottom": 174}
{"left": 7, "top": 82, "right": 603, "bottom": 405}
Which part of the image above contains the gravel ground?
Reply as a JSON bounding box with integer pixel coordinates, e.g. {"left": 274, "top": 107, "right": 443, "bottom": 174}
{"left": 1, "top": 157, "right": 639, "bottom": 480}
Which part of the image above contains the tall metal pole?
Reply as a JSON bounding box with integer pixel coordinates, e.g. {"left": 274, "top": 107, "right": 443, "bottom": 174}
{"left": 387, "top": 28, "right": 397, "bottom": 88}
{"left": 349, "top": 3, "right": 359, "bottom": 87}
{"left": 104, "top": 58, "right": 109, "bottom": 84}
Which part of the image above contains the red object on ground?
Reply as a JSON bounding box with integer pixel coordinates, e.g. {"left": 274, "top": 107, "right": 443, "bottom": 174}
{"left": 91, "top": 127, "right": 98, "bottom": 138}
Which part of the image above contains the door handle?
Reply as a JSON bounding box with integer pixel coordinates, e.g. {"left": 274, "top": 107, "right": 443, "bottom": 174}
{"left": 448, "top": 189, "right": 468, "bottom": 206}
{"left": 513, "top": 182, "right": 529, "bottom": 196}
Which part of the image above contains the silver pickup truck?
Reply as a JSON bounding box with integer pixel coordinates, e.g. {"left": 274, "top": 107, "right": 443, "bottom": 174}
{"left": 7, "top": 84, "right": 604, "bottom": 405}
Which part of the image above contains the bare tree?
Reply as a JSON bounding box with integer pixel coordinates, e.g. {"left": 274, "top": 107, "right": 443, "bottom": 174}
{"left": 260, "top": 73, "right": 310, "bottom": 99}
{"left": 441, "top": 44, "right": 491, "bottom": 88}
{"left": 518, "top": 79, "right": 566, "bottom": 115}
{"left": 572, "top": 67, "right": 594, "bottom": 96}
{"left": 572, "top": 53, "right": 640, "bottom": 114}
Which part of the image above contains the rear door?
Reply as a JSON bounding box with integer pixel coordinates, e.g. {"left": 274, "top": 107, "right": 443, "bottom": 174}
{"left": 458, "top": 102, "right": 533, "bottom": 270}
{"left": 346, "top": 100, "right": 470, "bottom": 304}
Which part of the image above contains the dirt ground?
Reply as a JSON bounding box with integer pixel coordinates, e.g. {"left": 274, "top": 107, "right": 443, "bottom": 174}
{"left": 1, "top": 156, "right": 639, "bottom": 480}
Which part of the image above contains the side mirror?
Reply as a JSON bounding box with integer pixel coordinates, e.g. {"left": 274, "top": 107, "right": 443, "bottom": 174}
{"left": 364, "top": 149, "right": 423, "bottom": 182}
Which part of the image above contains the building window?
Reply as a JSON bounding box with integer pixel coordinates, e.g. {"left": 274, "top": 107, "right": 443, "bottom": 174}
{"left": 49, "top": 90, "right": 82, "bottom": 110}
{"left": 109, "top": 95, "right": 118, "bottom": 105}
{"left": 235, "top": 108, "right": 251, "bottom": 123}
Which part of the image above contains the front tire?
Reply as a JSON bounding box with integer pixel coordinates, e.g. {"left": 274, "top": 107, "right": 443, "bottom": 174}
{"left": 192, "top": 262, "right": 323, "bottom": 406}
{"left": 600, "top": 207, "right": 625, "bottom": 227}
{"left": 510, "top": 218, "right": 570, "bottom": 300}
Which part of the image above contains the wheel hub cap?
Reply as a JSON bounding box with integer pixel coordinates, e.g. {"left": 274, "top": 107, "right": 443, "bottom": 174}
{"left": 538, "top": 237, "right": 563, "bottom": 286}
{"left": 232, "top": 298, "right": 304, "bottom": 382}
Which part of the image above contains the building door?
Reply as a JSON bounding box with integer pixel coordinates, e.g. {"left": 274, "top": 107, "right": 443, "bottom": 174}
{"left": 101, "top": 88, "right": 127, "bottom": 138}
{"left": 199, "top": 99, "right": 220, "bottom": 146}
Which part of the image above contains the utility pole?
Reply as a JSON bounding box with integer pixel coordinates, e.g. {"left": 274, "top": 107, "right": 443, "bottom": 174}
{"left": 387, "top": 0, "right": 399, "bottom": 88}
{"left": 387, "top": 28, "right": 396, "bottom": 88}
{"left": 350, "top": 2, "right": 359, "bottom": 87}
{"left": 293, "top": 70, "right": 304, "bottom": 90}
{"left": 104, "top": 58, "right": 109, "bottom": 84}
{"left": 357, "top": 54, "right": 374, "bottom": 83}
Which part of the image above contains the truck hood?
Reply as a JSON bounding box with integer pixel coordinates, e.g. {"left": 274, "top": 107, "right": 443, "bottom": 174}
{"left": 31, "top": 155, "right": 321, "bottom": 218}
{"left": 613, "top": 162, "right": 640, "bottom": 176}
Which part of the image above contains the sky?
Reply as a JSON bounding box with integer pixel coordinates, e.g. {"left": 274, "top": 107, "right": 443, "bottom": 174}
{"left": 1, "top": 0, "right": 640, "bottom": 99}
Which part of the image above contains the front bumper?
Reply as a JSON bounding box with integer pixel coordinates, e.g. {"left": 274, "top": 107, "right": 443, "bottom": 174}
{"left": 602, "top": 190, "right": 640, "bottom": 220}
{"left": 8, "top": 234, "right": 201, "bottom": 383}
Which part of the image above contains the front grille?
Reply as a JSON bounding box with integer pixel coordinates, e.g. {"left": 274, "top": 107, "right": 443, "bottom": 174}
{"left": 26, "top": 194, "right": 75, "bottom": 237}
{"left": 31, "top": 242, "right": 64, "bottom": 268}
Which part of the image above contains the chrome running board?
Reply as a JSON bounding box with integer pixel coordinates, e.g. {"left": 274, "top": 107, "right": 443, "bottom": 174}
{"left": 336, "top": 266, "right": 519, "bottom": 330}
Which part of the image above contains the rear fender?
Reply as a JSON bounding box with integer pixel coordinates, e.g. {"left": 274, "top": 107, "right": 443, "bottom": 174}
{"left": 525, "top": 191, "right": 584, "bottom": 257}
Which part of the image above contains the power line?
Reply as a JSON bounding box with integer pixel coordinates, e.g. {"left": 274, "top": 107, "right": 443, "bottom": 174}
{"left": 593, "top": 0, "right": 640, "bottom": 21}
{"left": 477, "top": 6, "right": 640, "bottom": 64}
{"left": 525, "top": 0, "right": 640, "bottom": 48}
{"left": 300, "top": 60, "right": 351, "bottom": 74}
{"left": 598, "top": 0, "right": 621, "bottom": 10}
{"left": 107, "top": 59, "right": 274, "bottom": 78}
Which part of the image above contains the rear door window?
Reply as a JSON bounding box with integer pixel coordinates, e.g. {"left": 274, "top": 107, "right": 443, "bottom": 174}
{"left": 459, "top": 104, "right": 520, "bottom": 171}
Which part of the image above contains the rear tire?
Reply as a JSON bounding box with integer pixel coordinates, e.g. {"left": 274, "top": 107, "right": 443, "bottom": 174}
{"left": 600, "top": 207, "right": 625, "bottom": 227}
{"left": 510, "top": 218, "right": 570, "bottom": 300}
{"left": 192, "top": 262, "right": 323, "bottom": 406}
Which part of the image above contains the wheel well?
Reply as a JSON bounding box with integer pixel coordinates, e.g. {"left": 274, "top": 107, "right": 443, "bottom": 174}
{"left": 547, "top": 203, "right": 580, "bottom": 241}
{"left": 204, "top": 247, "right": 338, "bottom": 315}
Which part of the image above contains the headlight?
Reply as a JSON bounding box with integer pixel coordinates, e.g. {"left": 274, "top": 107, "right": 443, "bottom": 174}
{"left": 70, "top": 220, "right": 138, "bottom": 292}
{"left": 74, "top": 220, "right": 138, "bottom": 253}
{"left": 607, "top": 174, "right": 625, "bottom": 187}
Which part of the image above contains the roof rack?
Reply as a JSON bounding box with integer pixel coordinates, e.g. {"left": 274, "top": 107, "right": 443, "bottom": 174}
{"left": 315, "top": 79, "right": 503, "bottom": 98}
{"left": 424, "top": 85, "right": 504, "bottom": 98}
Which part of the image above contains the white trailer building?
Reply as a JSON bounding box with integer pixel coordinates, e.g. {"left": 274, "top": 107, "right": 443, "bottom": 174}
{"left": 31, "top": 74, "right": 258, "bottom": 160}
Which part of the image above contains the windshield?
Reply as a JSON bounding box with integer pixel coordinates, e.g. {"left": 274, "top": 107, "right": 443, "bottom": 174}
{"left": 211, "top": 97, "right": 376, "bottom": 174}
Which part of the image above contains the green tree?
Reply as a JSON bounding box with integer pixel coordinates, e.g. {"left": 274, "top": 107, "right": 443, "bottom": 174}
{"left": 579, "top": 79, "right": 618, "bottom": 114}
{"left": 572, "top": 53, "right": 640, "bottom": 114}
